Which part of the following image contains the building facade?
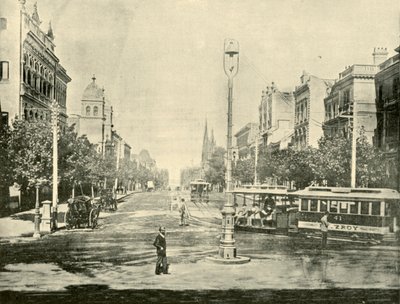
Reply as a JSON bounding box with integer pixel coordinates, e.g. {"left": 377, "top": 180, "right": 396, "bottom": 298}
{"left": 259, "top": 82, "right": 294, "bottom": 151}
{"left": 67, "top": 76, "right": 115, "bottom": 154}
{"left": 234, "top": 122, "right": 258, "bottom": 159}
{"left": 323, "top": 48, "right": 388, "bottom": 142}
{"left": 293, "top": 71, "right": 333, "bottom": 150}
{"left": 0, "top": 1, "right": 71, "bottom": 129}
{"left": 374, "top": 46, "right": 400, "bottom": 190}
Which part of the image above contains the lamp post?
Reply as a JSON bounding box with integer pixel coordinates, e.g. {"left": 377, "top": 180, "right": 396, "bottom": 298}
{"left": 33, "top": 183, "right": 41, "bottom": 238}
{"left": 214, "top": 39, "right": 249, "bottom": 263}
{"left": 51, "top": 100, "right": 59, "bottom": 230}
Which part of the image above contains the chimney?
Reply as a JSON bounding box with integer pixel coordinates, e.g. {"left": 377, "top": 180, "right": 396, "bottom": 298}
{"left": 372, "top": 47, "right": 388, "bottom": 65}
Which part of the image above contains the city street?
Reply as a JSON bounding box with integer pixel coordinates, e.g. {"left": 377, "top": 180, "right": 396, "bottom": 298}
{"left": 0, "top": 192, "right": 399, "bottom": 303}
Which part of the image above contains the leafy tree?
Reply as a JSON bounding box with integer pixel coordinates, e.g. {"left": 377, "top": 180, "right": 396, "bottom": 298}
{"left": 287, "top": 147, "right": 316, "bottom": 189}
{"left": 0, "top": 124, "right": 12, "bottom": 210}
{"left": 205, "top": 146, "right": 226, "bottom": 189}
{"left": 311, "top": 135, "right": 351, "bottom": 186}
{"left": 233, "top": 158, "right": 255, "bottom": 185}
{"left": 355, "top": 132, "right": 388, "bottom": 188}
{"left": 58, "top": 126, "right": 96, "bottom": 190}
{"left": 8, "top": 119, "right": 53, "bottom": 191}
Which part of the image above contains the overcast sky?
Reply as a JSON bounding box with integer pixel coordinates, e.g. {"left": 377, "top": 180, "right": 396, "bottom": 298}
{"left": 32, "top": 0, "right": 399, "bottom": 183}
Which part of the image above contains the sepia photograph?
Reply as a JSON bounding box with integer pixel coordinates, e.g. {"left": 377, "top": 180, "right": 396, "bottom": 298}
{"left": 0, "top": 0, "right": 399, "bottom": 303}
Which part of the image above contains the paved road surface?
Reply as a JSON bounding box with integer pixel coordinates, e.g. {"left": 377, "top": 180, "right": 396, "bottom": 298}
{"left": 0, "top": 191, "right": 399, "bottom": 303}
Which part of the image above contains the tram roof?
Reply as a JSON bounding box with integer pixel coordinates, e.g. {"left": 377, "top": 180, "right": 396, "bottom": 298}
{"left": 190, "top": 180, "right": 209, "bottom": 185}
{"left": 292, "top": 186, "right": 400, "bottom": 200}
{"left": 233, "top": 184, "right": 288, "bottom": 195}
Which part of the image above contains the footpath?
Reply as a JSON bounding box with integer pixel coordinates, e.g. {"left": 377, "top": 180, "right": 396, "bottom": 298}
{"left": 0, "top": 191, "right": 136, "bottom": 241}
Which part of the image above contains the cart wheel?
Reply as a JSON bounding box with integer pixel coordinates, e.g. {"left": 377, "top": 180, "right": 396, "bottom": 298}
{"left": 65, "top": 209, "right": 73, "bottom": 230}
{"left": 89, "top": 209, "right": 98, "bottom": 229}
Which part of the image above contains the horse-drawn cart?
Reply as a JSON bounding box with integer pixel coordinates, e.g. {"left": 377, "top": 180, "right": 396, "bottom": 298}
{"left": 64, "top": 195, "right": 101, "bottom": 229}
{"left": 99, "top": 188, "right": 117, "bottom": 211}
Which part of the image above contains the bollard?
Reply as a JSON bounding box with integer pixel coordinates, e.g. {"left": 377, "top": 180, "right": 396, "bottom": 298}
{"left": 41, "top": 200, "right": 52, "bottom": 233}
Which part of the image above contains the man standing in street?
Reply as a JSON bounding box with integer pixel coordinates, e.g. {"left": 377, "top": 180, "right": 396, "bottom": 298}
{"left": 153, "top": 226, "right": 169, "bottom": 275}
{"left": 320, "top": 211, "right": 329, "bottom": 249}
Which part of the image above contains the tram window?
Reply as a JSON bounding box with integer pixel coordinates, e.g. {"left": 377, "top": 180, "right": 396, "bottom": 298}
{"left": 301, "top": 199, "right": 308, "bottom": 211}
{"left": 349, "top": 202, "right": 358, "bottom": 214}
{"left": 340, "top": 202, "right": 349, "bottom": 214}
{"left": 329, "top": 201, "right": 338, "bottom": 213}
{"left": 371, "top": 202, "right": 380, "bottom": 216}
{"left": 310, "top": 199, "right": 318, "bottom": 211}
{"left": 385, "top": 202, "right": 390, "bottom": 216}
{"left": 360, "top": 202, "right": 369, "bottom": 215}
{"left": 320, "top": 200, "right": 328, "bottom": 212}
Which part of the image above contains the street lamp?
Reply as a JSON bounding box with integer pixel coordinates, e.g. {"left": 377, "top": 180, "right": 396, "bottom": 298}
{"left": 33, "top": 182, "right": 41, "bottom": 238}
{"left": 212, "top": 39, "right": 249, "bottom": 263}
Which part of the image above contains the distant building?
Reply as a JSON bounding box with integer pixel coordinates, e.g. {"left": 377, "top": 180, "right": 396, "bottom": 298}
{"left": 293, "top": 71, "right": 334, "bottom": 150}
{"left": 259, "top": 82, "right": 294, "bottom": 151}
{"left": 234, "top": 122, "right": 259, "bottom": 159}
{"left": 323, "top": 48, "right": 388, "bottom": 143}
{"left": 201, "top": 120, "right": 216, "bottom": 171}
{"left": 0, "top": 1, "right": 71, "bottom": 129}
{"left": 374, "top": 46, "right": 400, "bottom": 190}
{"left": 67, "top": 75, "right": 114, "bottom": 154}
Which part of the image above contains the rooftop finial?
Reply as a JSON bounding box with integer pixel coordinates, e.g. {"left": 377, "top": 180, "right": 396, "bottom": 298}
{"left": 32, "top": 2, "right": 41, "bottom": 25}
{"left": 47, "top": 21, "right": 54, "bottom": 40}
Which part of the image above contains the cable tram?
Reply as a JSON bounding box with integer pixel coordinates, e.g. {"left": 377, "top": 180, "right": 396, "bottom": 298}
{"left": 190, "top": 179, "right": 210, "bottom": 203}
{"left": 233, "top": 184, "right": 298, "bottom": 234}
{"left": 293, "top": 186, "right": 400, "bottom": 243}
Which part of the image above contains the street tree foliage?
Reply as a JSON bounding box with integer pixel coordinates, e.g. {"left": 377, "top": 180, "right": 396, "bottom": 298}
{"left": 205, "top": 146, "right": 226, "bottom": 189}
{"left": 0, "top": 124, "right": 13, "bottom": 189}
{"left": 59, "top": 127, "right": 95, "bottom": 186}
{"left": 233, "top": 157, "right": 255, "bottom": 185}
{"left": 8, "top": 119, "right": 53, "bottom": 191}
{"left": 3, "top": 118, "right": 168, "bottom": 207}
{"left": 155, "top": 169, "right": 169, "bottom": 190}
{"left": 256, "top": 130, "right": 389, "bottom": 189}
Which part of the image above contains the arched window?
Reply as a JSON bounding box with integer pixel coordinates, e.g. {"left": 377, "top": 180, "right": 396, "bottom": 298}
{"left": 86, "top": 106, "right": 91, "bottom": 116}
{"left": 93, "top": 106, "right": 98, "bottom": 116}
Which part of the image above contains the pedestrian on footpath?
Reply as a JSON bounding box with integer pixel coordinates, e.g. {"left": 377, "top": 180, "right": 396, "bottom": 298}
{"left": 153, "top": 226, "right": 170, "bottom": 275}
{"left": 320, "top": 211, "right": 329, "bottom": 249}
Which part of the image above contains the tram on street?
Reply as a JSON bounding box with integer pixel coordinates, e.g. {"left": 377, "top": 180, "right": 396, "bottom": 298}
{"left": 190, "top": 179, "right": 210, "bottom": 203}
{"left": 293, "top": 186, "right": 400, "bottom": 243}
{"left": 233, "top": 184, "right": 298, "bottom": 234}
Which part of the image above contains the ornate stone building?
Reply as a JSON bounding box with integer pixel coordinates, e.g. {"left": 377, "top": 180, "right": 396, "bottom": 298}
{"left": 323, "top": 48, "right": 388, "bottom": 143}
{"left": 68, "top": 76, "right": 114, "bottom": 154}
{"left": 259, "top": 82, "right": 294, "bottom": 151}
{"left": 374, "top": 46, "right": 400, "bottom": 190}
{"left": 0, "top": 1, "right": 71, "bottom": 129}
{"left": 234, "top": 122, "right": 258, "bottom": 159}
{"left": 293, "top": 71, "right": 334, "bottom": 150}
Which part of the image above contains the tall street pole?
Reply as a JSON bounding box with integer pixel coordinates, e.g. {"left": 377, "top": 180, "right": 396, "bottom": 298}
{"left": 254, "top": 133, "right": 259, "bottom": 185}
{"left": 51, "top": 100, "right": 58, "bottom": 229}
{"left": 215, "top": 39, "right": 249, "bottom": 263}
{"left": 350, "top": 101, "right": 357, "bottom": 188}
{"left": 33, "top": 183, "right": 40, "bottom": 238}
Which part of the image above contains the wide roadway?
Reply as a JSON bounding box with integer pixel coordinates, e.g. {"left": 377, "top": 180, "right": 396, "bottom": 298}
{"left": 0, "top": 191, "right": 398, "bottom": 303}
